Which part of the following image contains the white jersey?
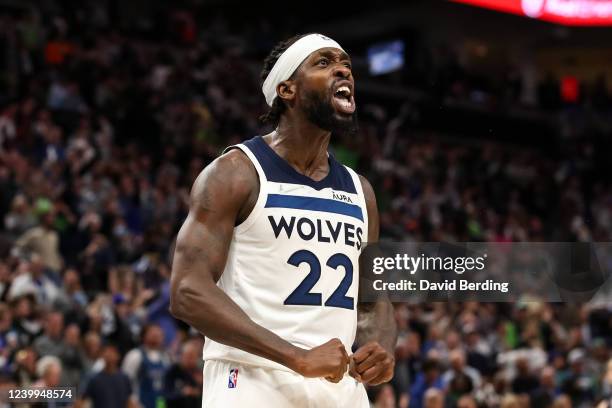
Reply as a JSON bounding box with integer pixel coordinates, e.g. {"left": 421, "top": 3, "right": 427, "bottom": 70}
{"left": 202, "top": 135, "right": 368, "bottom": 371}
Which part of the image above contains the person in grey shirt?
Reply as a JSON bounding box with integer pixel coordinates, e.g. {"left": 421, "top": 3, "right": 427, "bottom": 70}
{"left": 33, "top": 311, "right": 67, "bottom": 358}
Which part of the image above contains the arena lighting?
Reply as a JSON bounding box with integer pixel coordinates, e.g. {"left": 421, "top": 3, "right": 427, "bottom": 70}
{"left": 451, "top": 0, "right": 612, "bottom": 25}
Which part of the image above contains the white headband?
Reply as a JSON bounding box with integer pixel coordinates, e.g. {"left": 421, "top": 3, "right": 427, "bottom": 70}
{"left": 262, "top": 33, "right": 345, "bottom": 106}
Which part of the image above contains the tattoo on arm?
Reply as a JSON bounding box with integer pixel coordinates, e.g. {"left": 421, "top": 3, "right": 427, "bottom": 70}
{"left": 197, "top": 188, "right": 213, "bottom": 212}
{"left": 176, "top": 244, "right": 209, "bottom": 265}
{"left": 355, "top": 175, "right": 397, "bottom": 353}
{"left": 357, "top": 300, "right": 396, "bottom": 353}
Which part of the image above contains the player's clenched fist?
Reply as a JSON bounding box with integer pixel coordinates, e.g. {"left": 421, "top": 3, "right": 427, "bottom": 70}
{"left": 349, "top": 341, "right": 395, "bottom": 385}
{"left": 292, "top": 338, "right": 349, "bottom": 383}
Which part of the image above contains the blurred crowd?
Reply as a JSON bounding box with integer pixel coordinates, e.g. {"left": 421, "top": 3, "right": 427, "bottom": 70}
{"left": 0, "top": 2, "right": 611, "bottom": 408}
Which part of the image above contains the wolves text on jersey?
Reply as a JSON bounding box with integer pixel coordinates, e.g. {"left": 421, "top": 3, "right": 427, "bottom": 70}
{"left": 268, "top": 215, "right": 363, "bottom": 250}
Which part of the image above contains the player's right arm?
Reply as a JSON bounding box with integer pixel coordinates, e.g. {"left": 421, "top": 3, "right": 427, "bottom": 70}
{"left": 169, "top": 149, "right": 348, "bottom": 381}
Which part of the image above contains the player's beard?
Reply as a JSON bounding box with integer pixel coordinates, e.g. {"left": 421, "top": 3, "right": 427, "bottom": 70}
{"left": 302, "top": 89, "right": 358, "bottom": 136}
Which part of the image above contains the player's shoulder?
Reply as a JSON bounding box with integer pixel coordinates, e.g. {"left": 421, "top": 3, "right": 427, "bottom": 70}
{"left": 190, "top": 147, "right": 258, "bottom": 205}
{"left": 199, "top": 147, "right": 256, "bottom": 183}
{"left": 356, "top": 173, "right": 376, "bottom": 203}
{"left": 213, "top": 147, "right": 256, "bottom": 175}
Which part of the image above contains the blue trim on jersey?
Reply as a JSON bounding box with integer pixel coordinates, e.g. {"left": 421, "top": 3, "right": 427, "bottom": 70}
{"left": 265, "top": 194, "right": 363, "bottom": 221}
{"left": 242, "top": 136, "right": 357, "bottom": 194}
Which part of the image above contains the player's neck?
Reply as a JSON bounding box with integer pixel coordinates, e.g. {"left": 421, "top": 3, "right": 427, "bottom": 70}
{"left": 271, "top": 118, "right": 331, "bottom": 176}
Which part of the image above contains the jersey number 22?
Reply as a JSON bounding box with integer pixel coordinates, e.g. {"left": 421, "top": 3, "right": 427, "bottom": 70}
{"left": 284, "top": 249, "right": 354, "bottom": 310}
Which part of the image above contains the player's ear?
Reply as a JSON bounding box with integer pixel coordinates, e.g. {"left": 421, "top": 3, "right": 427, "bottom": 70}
{"left": 276, "top": 80, "right": 296, "bottom": 105}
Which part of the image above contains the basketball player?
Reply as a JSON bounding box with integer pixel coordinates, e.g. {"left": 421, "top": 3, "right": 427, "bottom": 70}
{"left": 170, "top": 33, "right": 396, "bottom": 407}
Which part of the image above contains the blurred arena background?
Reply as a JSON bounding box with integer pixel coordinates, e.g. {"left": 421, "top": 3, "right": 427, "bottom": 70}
{"left": 0, "top": 0, "right": 611, "bottom": 407}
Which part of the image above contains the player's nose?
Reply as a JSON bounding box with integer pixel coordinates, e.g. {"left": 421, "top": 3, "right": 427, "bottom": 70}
{"left": 333, "top": 63, "right": 351, "bottom": 79}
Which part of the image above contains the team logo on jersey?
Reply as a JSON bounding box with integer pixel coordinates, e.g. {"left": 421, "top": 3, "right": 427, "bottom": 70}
{"left": 228, "top": 368, "right": 239, "bottom": 388}
{"left": 332, "top": 191, "right": 353, "bottom": 203}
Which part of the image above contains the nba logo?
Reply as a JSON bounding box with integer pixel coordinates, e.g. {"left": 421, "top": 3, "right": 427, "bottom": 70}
{"left": 228, "top": 368, "right": 239, "bottom": 388}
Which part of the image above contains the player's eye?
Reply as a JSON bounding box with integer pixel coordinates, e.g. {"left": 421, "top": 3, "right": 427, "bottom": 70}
{"left": 317, "top": 58, "right": 329, "bottom": 66}
{"left": 344, "top": 62, "right": 352, "bottom": 70}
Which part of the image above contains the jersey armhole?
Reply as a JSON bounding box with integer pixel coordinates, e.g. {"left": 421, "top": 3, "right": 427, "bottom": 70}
{"left": 223, "top": 144, "right": 267, "bottom": 233}
{"left": 345, "top": 166, "right": 369, "bottom": 248}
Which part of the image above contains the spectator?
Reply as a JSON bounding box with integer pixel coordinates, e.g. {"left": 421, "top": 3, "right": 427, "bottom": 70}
{"left": 0, "top": 102, "right": 16, "bottom": 152}
{"left": 53, "top": 268, "right": 88, "bottom": 313}
{"left": 500, "top": 393, "right": 521, "bottom": 408}
{"left": 587, "top": 337, "right": 610, "bottom": 380}
{"left": 8, "top": 255, "right": 59, "bottom": 306}
{"left": 122, "top": 324, "right": 170, "bottom": 408}
{"left": 465, "top": 327, "right": 493, "bottom": 375}
{"left": 146, "top": 263, "right": 177, "bottom": 346}
{"left": 4, "top": 194, "right": 36, "bottom": 239}
{"left": 442, "top": 349, "right": 481, "bottom": 404}
{"left": 33, "top": 355, "right": 62, "bottom": 387}
{"left": 409, "top": 358, "right": 444, "bottom": 408}
{"left": 31, "top": 356, "right": 63, "bottom": 408}
{"left": 9, "top": 294, "right": 41, "bottom": 348}
{"left": 423, "top": 388, "right": 444, "bottom": 408}
{"left": 12, "top": 347, "right": 38, "bottom": 387}
{"left": 531, "top": 366, "right": 558, "bottom": 407}
{"left": 104, "top": 294, "right": 137, "bottom": 356}
{"left": 12, "top": 205, "right": 63, "bottom": 273}
{"left": 163, "top": 340, "right": 202, "bottom": 408}
{"left": 511, "top": 356, "right": 539, "bottom": 395}
{"left": 447, "top": 372, "right": 475, "bottom": 407}
{"left": 32, "top": 311, "right": 65, "bottom": 357}
{"left": 0, "top": 308, "right": 13, "bottom": 373}
{"left": 561, "top": 348, "right": 596, "bottom": 407}
{"left": 82, "top": 331, "right": 103, "bottom": 374}
{"left": 59, "top": 323, "right": 85, "bottom": 387}
{"left": 0, "top": 263, "right": 10, "bottom": 300}
{"left": 78, "top": 343, "right": 136, "bottom": 408}
{"left": 552, "top": 394, "right": 573, "bottom": 408}
{"left": 457, "top": 395, "right": 478, "bottom": 408}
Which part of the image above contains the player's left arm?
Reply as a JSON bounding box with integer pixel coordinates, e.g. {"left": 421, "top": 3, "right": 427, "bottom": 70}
{"left": 350, "top": 175, "right": 397, "bottom": 385}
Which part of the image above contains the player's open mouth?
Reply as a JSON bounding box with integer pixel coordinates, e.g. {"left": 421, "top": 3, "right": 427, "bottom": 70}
{"left": 332, "top": 85, "right": 356, "bottom": 114}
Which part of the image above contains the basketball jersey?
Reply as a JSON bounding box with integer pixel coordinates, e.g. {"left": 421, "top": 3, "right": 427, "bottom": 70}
{"left": 202, "top": 135, "right": 369, "bottom": 371}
